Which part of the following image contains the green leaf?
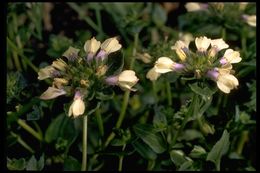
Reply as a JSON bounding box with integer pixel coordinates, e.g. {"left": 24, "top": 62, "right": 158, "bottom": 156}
{"left": 188, "top": 83, "right": 215, "bottom": 101}
{"left": 44, "top": 113, "right": 64, "bottom": 143}
{"left": 132, "top": 139, "right": 157, "bottom": 160}
{"left": 64, "top": 156, "right": 81, "bottom": 171}
{"left": 26, "top": 156, "right": 37, "bottom": 170}
{"left": 170, "top": 150, "right": 187, "bottom": 166}
{"left": 153, "top": 106, "right": 167, "bottom": 130}
{"left": 178, "top": 160, "right": 194, "bottom": 171}
{"left": 189, "top": 145, "right": 207, "bottom": 158}
{"left": 7, "top": 158, "right": 26, "bottom": 170}
{"left": 133, "top": 124, "right": 166, "bottom": 154}
{"left": 206, "top": 130, "right": 230, "bottom": 171}
{"left": 178, "top": 129, "right": 204, "bottom": 141}
{"left": 38, "top": 154, "right": 45, "bottom": 171}
{"left": 152, "top": 4, "right": 167, "bottom": 26}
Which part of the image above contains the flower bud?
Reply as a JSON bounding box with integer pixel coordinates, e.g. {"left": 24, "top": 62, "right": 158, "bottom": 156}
{"left": 38, "top": 66, "right": 56, "bottom": 80}
{"left": 118, "top": 70, "right": 139, "bottom": 91}
{"left": 68, "top": 91, "right": 85, "bottom": 118}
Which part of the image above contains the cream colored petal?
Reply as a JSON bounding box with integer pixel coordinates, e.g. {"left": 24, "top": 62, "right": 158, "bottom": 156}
{"left": 118, "top": 70, "right": 139, "bottom": 91}
{"left": 210, "top": 38, "right": 229, "bottom": 51}
{"left": 245, "top": 15, "right": 256, "bottom": 27}
{"left": 38, "top": 66, "right": 55, "bottom": 80}
{"left": 154, "top": 57, "right": 175, "bottom": 73}
{"left": 224, "top": 49, "right": 242, "bottom": 63}
{"left": 101, "top": 37, "right": 122, "bottom": 54}
{"left": 185, "top": 3, "right": 202, "bottom": 12}
{"left": 146, "top": 67, "right": 161, "bottom": 81}
{"left": 195, "top": 36, "right": 211, "bottom": 51}
{"left": 84, "top": 37, "right": 101, "bottom": 54}
{"left": 72, "top": 99, "right": 85, "bottom": 117}
{"left": 40, "top": 87, "right": 66, "bottom": 100}
{"left": 217, "top": 81, "right": 231, "bottom": 93}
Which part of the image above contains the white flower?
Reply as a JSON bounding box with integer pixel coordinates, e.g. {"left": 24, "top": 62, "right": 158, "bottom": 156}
{"left": 195, "top": 36, "right": 211, "bottom": 52}
{"left": 84, "top": 37, "right": 101, "bottom": 54}
{"left": 243, "top": 14, "right": 256, "bottom": 27}
{"left": 210, "top": 38, "right": 229, "bottom": 51}
{"left": 185, "top": 3, "right": 206, "bottom": 12}
{"left": 118, "top": 70, "right": 139, "bottom": 91}
{"left": 146, "top": 67, "right": 161, "bottom": 81}
{"left": 221, "top": 49, "right": 242, "bottom": 64}
{"left": 154, "top": 57, "right": 175, "bottom": 73}
{"left": 39, "top": 87, "right": 66, "bottom": 100}
{"left": 217, "top": 73, "right": 239, "bottom": 93}
{"left": 38, "top": 66, "right": 56, "bottom": 80}
{"left": 171, "top": 40, "right": 188, "bottom": 61}
{"left": 68, "top": 91, "right": 85, "bottom": 118}
{"left": 52, "top": 58, "right": 67, "bottom": 71}
{"left": 101, "top": 37, "right": 122, "bottom": 54}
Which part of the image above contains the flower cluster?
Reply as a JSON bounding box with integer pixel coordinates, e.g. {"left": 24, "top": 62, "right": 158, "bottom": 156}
{"left": 38, "top": 37, "right": 138, "bottom": 118}
{"left": 147, "top": 36, "right": 241, "bottom": 94}
{"left": 185, "top": 2, "right": 256, "bottom": 27}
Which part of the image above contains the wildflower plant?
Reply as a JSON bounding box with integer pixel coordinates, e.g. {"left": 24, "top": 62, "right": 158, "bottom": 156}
{"left": 37, "top": 36, "right": 138, "bottom": 170}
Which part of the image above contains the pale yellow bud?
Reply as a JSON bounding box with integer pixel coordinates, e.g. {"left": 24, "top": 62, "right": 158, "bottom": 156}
{"left": 68, "top": 98, "right": 85, "bottom": 118}
{"left": 80, "top": 79, "right": 89, "bottom": 88}
{"left": 52, "top": 58, "right": 67, "bottom": 71}
{"left": 96, "top": 65, "right": 108, "bottom": 77}
{"left": 53, "top": 78, "right": 68, "bottom": 89}
{"left": 185, "top": 3, "right": 202, "bottom": 12}
{"left": 136, "top": 53, "right": 152, "bottom": 64}
{"left": 38, "top": 66, "right": 56, "bottom": 80}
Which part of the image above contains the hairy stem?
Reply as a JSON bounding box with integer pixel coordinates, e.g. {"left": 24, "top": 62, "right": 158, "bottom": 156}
{"left": 118, "top": 144, "right": 126, "bottom": 171}
{"left": 81, "top": 115, "right": 88, "bottom": 171}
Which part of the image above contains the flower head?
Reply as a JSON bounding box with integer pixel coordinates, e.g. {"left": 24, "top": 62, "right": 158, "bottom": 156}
{"left": 68, "top": 91, "right": 85, "bottom": 118}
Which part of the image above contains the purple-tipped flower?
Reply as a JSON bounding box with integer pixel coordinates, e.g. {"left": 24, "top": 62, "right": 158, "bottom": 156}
{"left": 206, "top": 69, "right": 219, "bottom": 81}
{"left": 105, "top": 75, "right": 119, "bottom": 86}
{"left": 173, "top": 63, "right": 185, "bottom": 72}
{"left": 95, "top": 50, "right": 107, "bottom": 61}
{"left": 219, "top": 57, "right": 227, "bottom": 65}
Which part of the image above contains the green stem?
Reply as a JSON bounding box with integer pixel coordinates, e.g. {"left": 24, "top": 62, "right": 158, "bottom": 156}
{"left": 104, "top": 33, "right": 139, "bottom": 148}
{"left": 95, "top": 108, "right": 104, "bottom": 137}
{"left": 166, "top": 81, "right": 172, "bottom": 106}
{"left": 17, "top": 119, "right": 43, "bottom": 142}
{"left": 236, "top": 130, "right": 249, "bottom": 155}
{"left": 10, "top": 132, "right": 35, "bottom": 153}
{"left": 147, "top": 159, "right": 155, "bottom": 170}
{"left": 13, "top": 52, "right": 22, "bottom": 71}
{"left": 221, "top": 27, "right": 226, "bottom": 40}
{"left": 81, "top": 115, "right": 88, "bottom": 171}
{"left": 118, "top": 144, "right": 126, "bottom": 171}
{"left": 95, "top": 8, "right": 104, "bottom": 37}
{"left": 170, "top": 94, "right": 197, "bottom": 148}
